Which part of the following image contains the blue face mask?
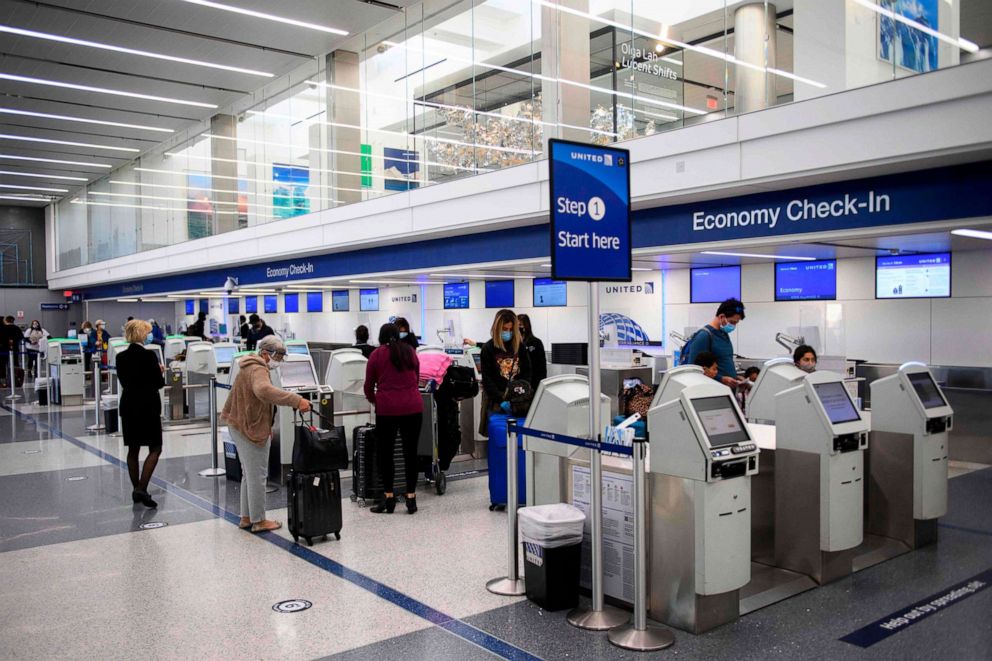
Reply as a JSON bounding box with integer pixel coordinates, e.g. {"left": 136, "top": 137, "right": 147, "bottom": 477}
{"left": 399, "top": 332, "right": 408, "bottom": 339}
{"left": 500, "top": 330, "right": 513, "bottom": 343}
{"left": 144, "top": 334, "right": 153, "bottom": 345}
{"left": 721, "top": 323, "right": 736, "bottom": 334}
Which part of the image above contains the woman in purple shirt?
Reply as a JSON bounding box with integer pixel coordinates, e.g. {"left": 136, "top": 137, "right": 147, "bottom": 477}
{"left": 364, "top": 323, "right": 423, "bottom": 514}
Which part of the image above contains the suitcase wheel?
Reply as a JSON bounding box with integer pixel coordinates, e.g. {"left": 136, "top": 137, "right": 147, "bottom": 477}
{"left": 292, "top": 535, "right": 299, "bottom": 543}
{"left": 435, "top": 472, "right": 447, "bottom": 496}
{"left": 350, "top": 494, "right": 357, "bottom": 502}
{"left": 305, "top": 537, "right": 313, "bottom": 546}
{"left": 491, "top": 503, "right": 506, "bottom": 512}
{"left": 489, "top": 503, "right": 496, "bottom": 512}
{"left": 334, "top": 532, "right": 341, "bottom": 540}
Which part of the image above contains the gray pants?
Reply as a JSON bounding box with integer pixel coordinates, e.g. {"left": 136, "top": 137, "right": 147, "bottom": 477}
{"left": 230, "top": 427, "right": 270, "bottom": 523}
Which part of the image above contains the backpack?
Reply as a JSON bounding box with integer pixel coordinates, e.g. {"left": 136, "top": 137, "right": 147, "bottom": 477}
{"left": 677, "top": 326, "right": 715, "bottom": 366}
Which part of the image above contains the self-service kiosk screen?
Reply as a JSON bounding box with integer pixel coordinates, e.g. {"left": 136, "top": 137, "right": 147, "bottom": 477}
{"left": 279, "top": 361, "right": 317, "bottom": 389}
{"left": 690, "top": 396, "right": 750, "bottom": 446}
{"left": 214, "top": 346, "right": 235, "bottom": 364}
{"left": 813, "top": 381, "right": 861, "bottom": 424}
{"left": 287, "top": 344, "right": 309, "bottom": 355}
{"left": 908, "top": 372, "right": 947, "bottom": 409}
{"left": 61, "top": 343, "right": 81, "bottom": 355}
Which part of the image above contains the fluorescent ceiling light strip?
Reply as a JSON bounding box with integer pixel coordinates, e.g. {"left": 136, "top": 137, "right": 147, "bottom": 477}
{"left": 177, "top": 0, "right": 348, "bottom": 35}
{"left": 629, "top": 107, "right": 679, "bottom": 123}
{"left": 0, "top": 107, "right": 173, "bottom": 133}
{"left": 0, "top": 194, "right": 53, "bottom": 201}
{"left": 88, "top": 190, "right": 330, "bottom": 209}
{"left": 0, "top": 169, "right": 87, "bottom": 181}
{"left": 951, "top": 228, "right": 992, "bottom": 240}
{"left": 0, "top": 25, "right": 274, "bottom": 77}
{"left": 0, "top": 133, "right": 140, "bottom": 153}
{"left": 0, "top": 73, "right": 218, "bottom": 109}
{"left": 349, "top": 279, "right": 429, "bottom": 285}
{"left": 177, "top": 146, "right": 424, "bottom": 181}
{"left": 71, "top": 198, "right": 242, "bottom": 215}
{"left": 701, "top": 251, "right": 816, "bottom": 261}
{"left": 631, "top": 267, "right": 653, "bottom": 271}
{"left": 852, "top": 0, "right": 979, "bottom": 53}
{"left": 0, "top": 183, "right": 68, "bottom": 192}
{"left": 532, "top": 0, "right": 827, "bottom": 89}
{"left": 131, "top": 167, "right": 385, "bottom": 197}
{"left": 111, "top": 179, "right": 339, "bottom": 203}
{"left": 0, "top": 153, "right": 112, "bottom": 168}
{"left": 427, "top": 272, "right": 515, "bottom": 279}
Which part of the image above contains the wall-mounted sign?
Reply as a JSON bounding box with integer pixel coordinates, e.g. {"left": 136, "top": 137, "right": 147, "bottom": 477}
{"left": 40, "top": 303, "right": 70, "bottom": 311}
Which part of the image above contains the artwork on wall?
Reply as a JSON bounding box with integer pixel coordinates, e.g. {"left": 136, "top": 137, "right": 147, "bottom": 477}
{"left": 272, "top": 164, "right": 310, "bottom": 218}
{"left": 878, "top": 0, "right": 939, "bottom": 73}
{"left": 186, "top": 173, "right": 213, "bottom": 240}
{"left": 383, "top": 148, "right": 419, "bottom": 191}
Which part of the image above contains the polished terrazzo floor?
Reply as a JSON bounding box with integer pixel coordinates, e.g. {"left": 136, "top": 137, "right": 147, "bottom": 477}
{"left": 1, "top": 383, "right": 990, "bottom": 660}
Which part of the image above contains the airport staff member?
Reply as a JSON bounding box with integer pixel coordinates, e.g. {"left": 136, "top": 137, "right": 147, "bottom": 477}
{"left": 517, "top": 314, "right": 547, "bottom": 391}
{"left": 794, "top": 345, "right": 818, "bottom": 373}
{"left": 394, "top": 317, "right": 419, "bottom": 350}
{"left": 693, "top": 351, "right": 720, "bottom": 380}
{"left": 353, "top": 325, "right": 375, "bottom": 358}
{"left": 683, "top": 298, "right": 746, "bottom": 388}
{"left": 246, "top": 314, "right": 274, "bottom": 350}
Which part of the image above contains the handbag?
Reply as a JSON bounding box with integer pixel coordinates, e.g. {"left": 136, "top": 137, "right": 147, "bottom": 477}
{"left": 293, "top": 410, "right": 349, "bottom": 472}
{"left": 501, "top": 355, "right": 534, "bottom": 417}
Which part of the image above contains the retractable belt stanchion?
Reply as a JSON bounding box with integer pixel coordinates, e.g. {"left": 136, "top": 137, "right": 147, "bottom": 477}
{"left": 568, "top": 284, "right": 629, "bottom": 631}
{"left": 86, "top": 362, "right": 105, "bottom": 432}
{"left": 6, "top": 350, "right": 22, "bottom": 401}
{"left": 608, "top": 437, "right": 675, "bottom": 652}
{"left": 486, "top": 417, "right": 526, "bottom": 596}
{"left": 198, "top": 376, "right": 226, "bottom": 477}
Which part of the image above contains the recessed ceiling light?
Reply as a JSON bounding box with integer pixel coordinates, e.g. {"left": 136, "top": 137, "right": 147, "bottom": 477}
{"left": 951, "top": 228, "right": 992, "bottom": 241}
{"left": 0, "top": 194, "right": 54, "bottom": 201}
{"left": 0, "top": 73, "right": 218, "bottom": 109}
{"left": 631, "top": 267, "right": 653, "bottom": 272}
{"left": 0, "top": 107, "right": 174, "bottom": 133}
{"left": 0, "top": 169, "right": 87, "bottom": 181}
{"left": 0, "top": 183, "right": 68, "bottom": 192}
{"left": 0, "top": 25, "right": 274, "bottom": 77}
{"left": 701, "top": 251, "right": 816, "bottom": 261}
{"left": 0, "top": 154, "right": 112, "bottom": 168}
{"left": 0, "top": 133, "right": 140, "bottom": 153}
{"left": 177, "top": 0, "right": 348, "bottom": 35}
{"left": 427, "top": 273, "right": 516, "bottom": 279}
{"left": 539, "top": 263, "right": 551, "bottom": 268}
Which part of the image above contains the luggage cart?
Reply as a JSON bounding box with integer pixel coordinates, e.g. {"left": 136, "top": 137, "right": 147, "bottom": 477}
{"left": 419, "top": 379, "right": 446, "bottom": 495}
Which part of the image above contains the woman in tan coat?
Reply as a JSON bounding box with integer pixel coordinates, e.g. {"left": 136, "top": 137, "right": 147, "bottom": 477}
{"left": 221, "top": 335, "right": 310, "bottom": 532}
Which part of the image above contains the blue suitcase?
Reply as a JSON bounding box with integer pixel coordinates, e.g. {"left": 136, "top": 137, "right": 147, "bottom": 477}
{"left": 487, "top": 413, "right": 526, "bottom": 511}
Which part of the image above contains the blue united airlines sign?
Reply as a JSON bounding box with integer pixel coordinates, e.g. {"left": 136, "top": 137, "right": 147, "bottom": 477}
{"left": 549, "top": 139, "right": 631, "bottom": 282}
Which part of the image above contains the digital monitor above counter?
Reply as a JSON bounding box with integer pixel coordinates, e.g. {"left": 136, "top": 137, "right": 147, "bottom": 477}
{"left": 876, "top": 252, "right": 950, "bottom": 299}
{"left": 443, "top": 282, "right": 469, "bottom": 309}
{"left": 331, "top": 290, "right": 349, "bottom": 311}
{"left": 485, "top": 280, "right": 514, "bottom": 308}
{"left": 533, "top": 278, "right": 566, "bottom": 307}
{"left": 775, "top": 260, "right": 836, "bottom": 301}
{"left": 690, "top": 266, "right": 740, "bottom": 303}
{"left": 359, "top": 288, "right": 379, "bottom": 311}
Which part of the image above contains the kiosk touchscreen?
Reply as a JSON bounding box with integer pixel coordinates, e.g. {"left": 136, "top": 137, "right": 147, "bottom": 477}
{"left": 523, "top": 374, "right": 611, "bottom": 507}
{"left": 774, "top": 371, "right": 869, "bottom": 583}
{"left": 213, "top": 342, "right": 237, "bottom": 368}
{"left": 745, "top": 358, "right": 807, "bottom": 424}
{"left": 47, "top": 339, "right": 84, "bottom": 405}
{"left": 867, "top": 363, "right": 952, "bottom": 548}
{"left": 647, "top": 381, "right": 758, "bottom": 633}
{"left": 272, "top": 354, "right": 332, "bottom": 466}
{"left": 285, "top": 340, "right": 309, "bottom": 356}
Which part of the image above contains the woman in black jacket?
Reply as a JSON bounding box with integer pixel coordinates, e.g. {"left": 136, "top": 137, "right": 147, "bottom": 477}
{"left": 516, "top": 314, "right": 546, "bottom": 391}
{"left": 393, "top": 317, "right": 419, "bottom": 350}
{"left": 479, "top": 309, "right": 531, "bottom": 435}
{"left": 116, "top": 319, "right": 166, "bottom": 508}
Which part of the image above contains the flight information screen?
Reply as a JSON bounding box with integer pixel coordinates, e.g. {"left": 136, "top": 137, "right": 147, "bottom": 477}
{"left": 908, "top": 372, "right": 947, "bottom": 409}
{"left": 690, "top": 395, "right": 750, "bottom": 447}
{"left": 813, "top": 381, "right": 861, "bottom": 424}
{"left": 279, "top": 361, "right": 317, "bottom": 389}
{"left": 331, "top": 290, "right": 349, "bottom": 312}
{"left": 359, "top": 288, "right": 379, "bottom": 311}
{"left": 533, "top": 279, "right": 567, "bottom": 307}
{"left": 691, "top": 266, "right": 741, "bottom": 303}
{"left": 876, "top": 253, "right": 951, "bottom": 299}
{"left": 485, "top": 280, "right": 514, "bottom": 308}
{"left": 443, "top": 282, "right": 469, "bottom": 309}
{"left": 775, "top": 260, "right": 837, "bottom": 301}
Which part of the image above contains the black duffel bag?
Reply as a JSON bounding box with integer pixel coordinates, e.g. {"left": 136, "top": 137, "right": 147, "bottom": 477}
{"left": 437, "top": 364, "right": 480, "bottom": 401}
{"left": 293, "top": 411, "right": 349, "bottom": 472}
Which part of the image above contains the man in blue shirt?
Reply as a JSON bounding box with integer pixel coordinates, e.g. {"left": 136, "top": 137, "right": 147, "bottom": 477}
{"left": 683, "top": 298, "right": 746, "bottom": 388}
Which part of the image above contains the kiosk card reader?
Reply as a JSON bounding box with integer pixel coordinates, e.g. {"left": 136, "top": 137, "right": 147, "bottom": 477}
{"left": 745, "top": 358, "right": 806, "bottom": 424}
{"left": 647, "top": 378, "right": 758, "bottom": 633}
{"left": 47, "top": 339, "right": 84, "bottom": 405}
{"left": 524, "top": 374, "right": 611, "bottom": 507}
{"left": 272, "top": 354, "right": 332, "bottom": 467}
{"left": 774, "top": 371, "right": 869, "bottom": 584}
{"left": 867, "top": 362, "right": 951, "bottom": 549}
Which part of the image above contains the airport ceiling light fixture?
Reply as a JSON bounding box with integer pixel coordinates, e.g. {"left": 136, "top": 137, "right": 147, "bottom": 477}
{"left": 177, "top": 146, "right": 397, "bottom": 181}
{"left": 0, "top": 108, "right": 174, "bottom": 133}
{"left": 0, "top": 194, "right": 54, "bottom": 201}
{"left": 531, "top": 0, "right": 827, "bottom": 90}
{"left": 631, "top": 267, "right": 653, "bottom": 271}
{"left": 109, "top": 179, "right": 338, "bottom": 204}
{"left": 130, "top": 167, "right": 375, "bottom": 198}
{"left": 177, "top": 0, "right": 349, "bottom": 35}
{"left": 951, "top": 228, "right": 992, "bottom": 241}
{"left": 427, "top": 272, "right": 517, "bottom": 279}
{"left": 349, "top": 279, "right": 433, "bottom": 285}
{"left": 90, "top": 190, "right": 307, "bottom": 213}
{"left": 701, "top": 251, "right": 817, "bottom": 261}
{"left": 70, "top": 199, "right": 171, "bottom": 211}
{"left": 0, "top": 133, "right": 140, "bottom": 153}
{"left": 0, "top": 153, "right": 113, "bottom": 168}
{"left": 0, "top": 25, "right": 274, "bottom": 78}
{"left": 0, "top": 73, "right": 218, "bottom": 109}
{"left": 0, "top": 169, "right": 87, "bottom": 181}
{"left": 0, "top": 183, "right": 68, "bottom": 192}
{"left": 851, "top": 0, "right": 979, "bottom": 53}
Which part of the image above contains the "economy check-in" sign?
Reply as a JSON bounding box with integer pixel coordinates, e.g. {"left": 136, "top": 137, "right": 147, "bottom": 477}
{"left": 549, "top": 139, "right": 632, "bottom": 282}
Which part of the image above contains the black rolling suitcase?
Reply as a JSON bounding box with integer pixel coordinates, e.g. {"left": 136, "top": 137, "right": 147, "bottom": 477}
{"left": 351, "top": 424, "right": 407, "bottom": 505}
{"left": 286, "top": 469, "right": 342, "bottom": 546}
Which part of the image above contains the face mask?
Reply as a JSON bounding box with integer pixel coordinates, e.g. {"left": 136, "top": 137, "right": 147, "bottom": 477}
{"left": 32, "top": 324, "right": 40, "bottom": 330}
{"left": 799, "top": 363, "right": 816, "bottom": 373}
{"left": 721, "top": 323, "right": 736, "bottom": 334}
{"left": 399, "top": 332, "right": 408, "bottom": 339}
{"left": 500, "top": 330, "right": 513, "bottom": 343}
{"left": 144, "top": 334, "right": 153, "bottom": 345}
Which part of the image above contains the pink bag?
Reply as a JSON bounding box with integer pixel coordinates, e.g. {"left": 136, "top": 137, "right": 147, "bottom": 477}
{"left": 418, "top": 352, "right": 453, "bottom": 384}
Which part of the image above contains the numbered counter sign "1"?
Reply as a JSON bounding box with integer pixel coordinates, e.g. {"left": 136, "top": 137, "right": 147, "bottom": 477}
{"left": 549, "top": 139, "right": 631, "bottom": 282}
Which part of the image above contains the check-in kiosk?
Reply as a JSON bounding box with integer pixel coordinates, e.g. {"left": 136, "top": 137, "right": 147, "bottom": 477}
{"left": 652, "top": 365, "right": 717, "bottom": 409}
{"left": 164, "top": 336, "right": 186, "bottom": 362}
{"left": 285, "top": 340, "right": 309, "bottom": 356}
{"left": 774, "top": 371, "right": 869, "bottom": 584}
{"left": 185, "top": 342, "right": 216, "bottom": 418}
{"left": 647, "top": 378, "right": 759, "bottom": 633}
{"left": 212, "top": 342, "right": 238, "bottom": 410}
{"left": 867, "top": 362, "right": 951, "bottom": 549}
{"left": 47, "top": 339, "right": 84, "bottom": 405}
{"left": 272, "top": 354, "right": 332, "bottom": 468}
{"left": 324, "top": 348, "right": 368, "bottom": 454}
{"left": 524, "top": 374, "right": 611, "bottom": 507}
{"left": 745, "top": 358, "right": 806, "bottom": 424}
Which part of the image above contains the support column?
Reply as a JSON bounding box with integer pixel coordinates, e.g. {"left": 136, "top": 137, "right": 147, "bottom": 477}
{"left": 210, "top": 114, "right": 239, "bottom": 234}
{"left": 733, "top": 3, "right": 777, "bottom": 114}
{"left": 327, "top": 51, "right": 363, "bottom": 205}
{"left": 541, "top": 0, "right": 591, "bottom": 147}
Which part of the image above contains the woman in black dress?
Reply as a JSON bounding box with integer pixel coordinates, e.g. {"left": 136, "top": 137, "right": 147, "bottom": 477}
{"left": 116, "top": 319, "right": 166, "bottom": 508}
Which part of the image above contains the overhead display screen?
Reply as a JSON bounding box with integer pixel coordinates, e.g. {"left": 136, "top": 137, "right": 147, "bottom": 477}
{"left": 263, "top": 295, "right": 278, "bottom": 314}
{"left": 813, "top": 381, "right": 861, "bottom": 424}
{"left": 908, "top": 372, "right": 947, "bottom": 410}
{"left": 775, "top": 260, "right": 837, "bottom": 301}
{"left": 284, "top": 292, "right": 299, "bottom": 313}
{"left": 306, "top": 292, "right": 323, "bottom": 313}
{"left": 278, "top": 361, "right": 317, "bottom": 389}
{"left": 533, "top": 279, "right": 567, "bottom": 307}
{"left": 331, "top": 290, "right": 349, "bottom": 312}
{"left": 485, "top": 280, "right": 514, "bottom": 308}
{"left": 213, "top": 346, "right": 235, "bottom": 364}
{"left": 876, "top": 252, "right": 951, "bottom": 299}
{"left": 227, "top": 298, "right": 239, "bottom": 314}
{"left": 185, "top": 299, "right": 194, "bottom": 315}
{"left": 691, "top": 266, "right": 741, "bottom": 304}
{"left": 443, "top": 282, "right": 470, "bottom": 309}
{"left": 690, "top": 395, "right": 750, "bottom": 447}
{"left": 244, "top": 296, "right": 257, "bottom": 314}
{"left": 359, "top": 288, "right": 379, "bottom": 311}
